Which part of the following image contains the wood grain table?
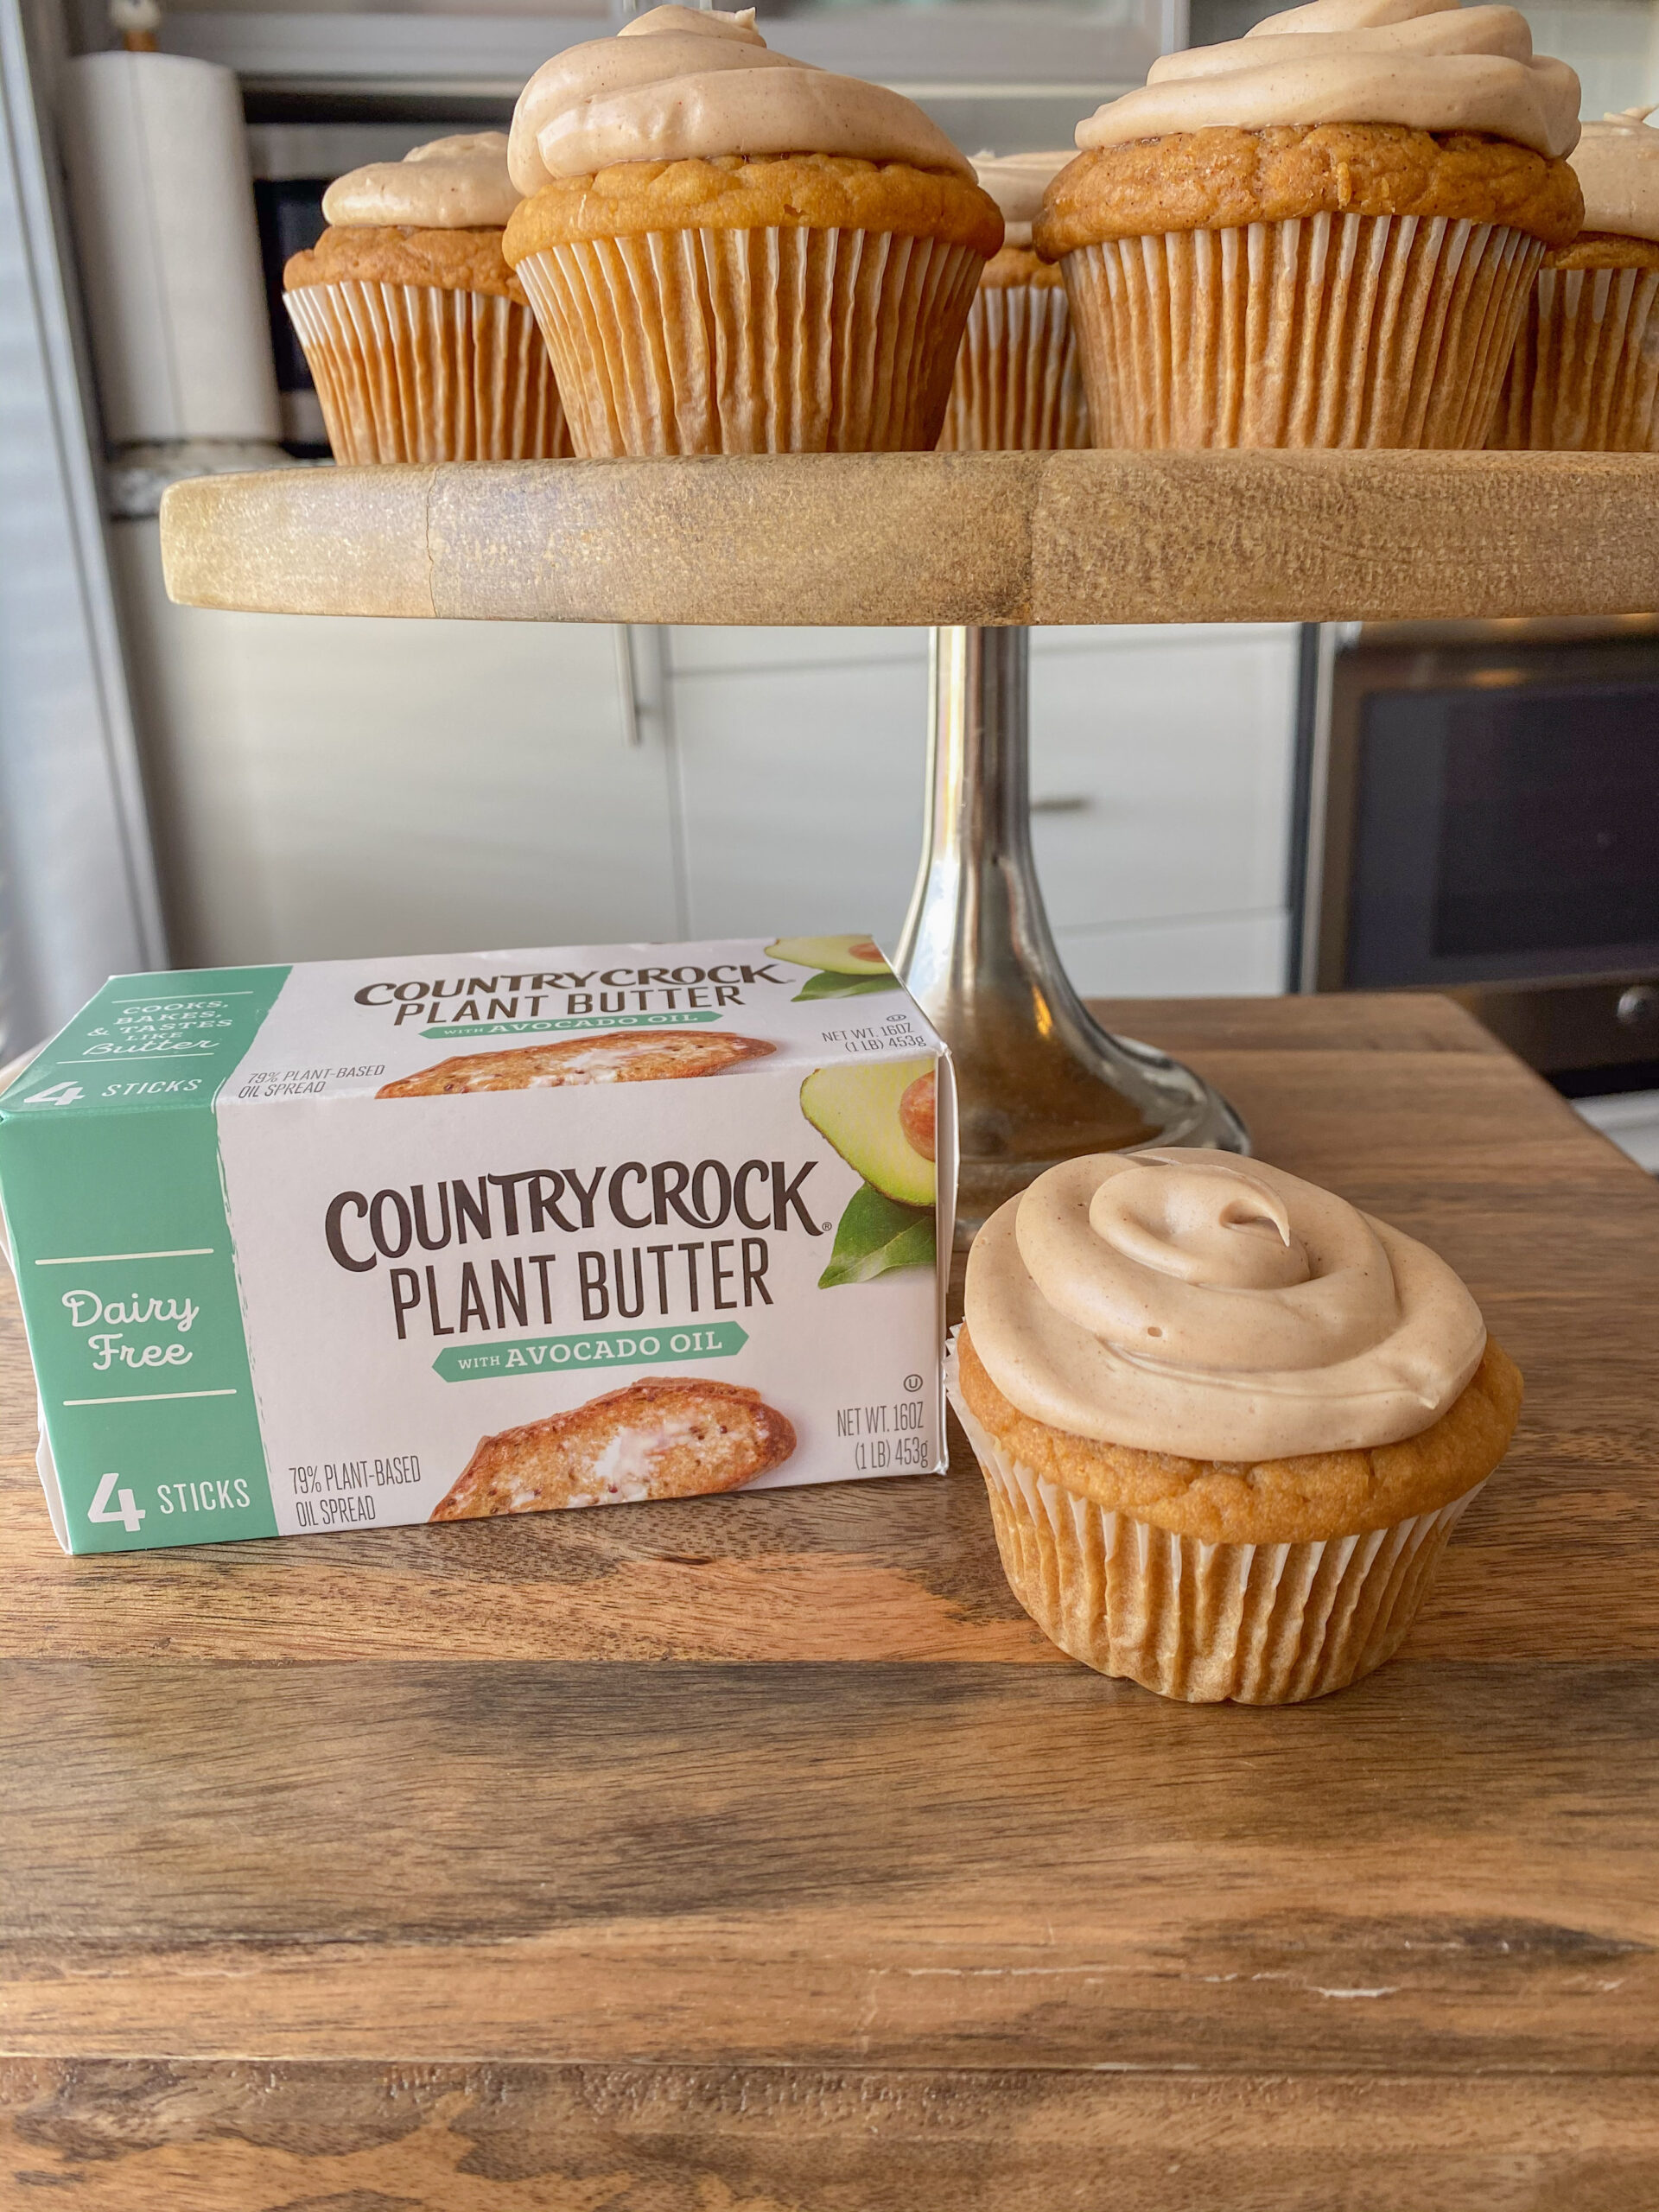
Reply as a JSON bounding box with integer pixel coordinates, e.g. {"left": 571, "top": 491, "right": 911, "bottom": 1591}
{"left": 3, "top": 994, "right": 1656, "bottom": 2210}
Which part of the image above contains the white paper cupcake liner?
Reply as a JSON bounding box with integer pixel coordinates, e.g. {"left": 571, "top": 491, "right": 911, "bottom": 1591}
{"left": 1063, "top": 213, "right": 1542, "bottom": 448}
{"left": 947, "top": 1342, "right": 1483, "bottom": 1703}
{"left": 938, "top": 280, "right": 1090, "bottom": 451}
{"left": 1489, "top": 262, "right": 1659, "bottom": 451}
{"left": 284, "top": 280, "right": 571, "bottom": 464}
{"left": 515, "top": 227, "right": 982, "bottom": 456}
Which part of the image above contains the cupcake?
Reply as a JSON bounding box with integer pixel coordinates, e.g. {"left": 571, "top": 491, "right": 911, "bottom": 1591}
{"left": 950, "top": 1149, "right": 1522, "bottom": 1703}
{"left": 939, "top": 152, "right": 1090, "bottom": 450}
{"left": 1034, "top": 0, "right": 1583, "bottom": 448}
{"left": 1492, "top": 105, "right": 1659, "bottom": 448}
{"left": 503, "top": 4, "right": 1002, "bottom": 455}
{"left": 283, "top": 133, "right": 570, "bottom": 463}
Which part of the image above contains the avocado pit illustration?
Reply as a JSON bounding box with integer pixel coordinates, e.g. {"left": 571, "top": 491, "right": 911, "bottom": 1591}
{"left": 800, "top": 1056, "right": 937, "bottom": 1209}
{"left": 899, "top": 1070, "right": 936, "bottom": 1162}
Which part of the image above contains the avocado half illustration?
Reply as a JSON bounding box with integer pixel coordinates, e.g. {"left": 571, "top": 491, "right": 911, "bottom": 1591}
{"left": 800, "top": 1058, "right": 936, "bottom": 1208}
{"left": 766, "top": 934, "right": 891, "bottom": 977}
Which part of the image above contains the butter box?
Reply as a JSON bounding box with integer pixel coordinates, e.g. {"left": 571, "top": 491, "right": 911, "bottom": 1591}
{"left": 0, "top": 936, "right": 955, "bottom": 1552}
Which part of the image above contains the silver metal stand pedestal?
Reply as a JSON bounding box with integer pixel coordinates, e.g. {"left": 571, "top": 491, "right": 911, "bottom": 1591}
{"left": 896, "top": 626, "right": 1249, "bottom": 1238}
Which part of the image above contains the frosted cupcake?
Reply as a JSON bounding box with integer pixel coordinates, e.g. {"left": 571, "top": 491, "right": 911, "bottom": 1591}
{"left": 1035, "top": 0, "right": 1583, "bottom": 448}
{"left": 950, "top": 1150, "right": 1522, "bottom": 1703}
{"left": 504, "top": 5, "right": 1002, "bottom": 455}
{"left": 283, "top": 133, "right": 570, "bottom": 464}
{"left": 939, "top": 152, "right": 1090, "bottom": 451}
{"left": 1492, "top": 106, "right": 1659, "bottom": 448}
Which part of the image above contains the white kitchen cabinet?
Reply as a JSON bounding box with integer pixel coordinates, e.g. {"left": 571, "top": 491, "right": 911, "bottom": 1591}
{"left": 1028, "top": 625, "right": 1296, "bottom": 933}
{"left": 1055, "top": 912, "right": 1291, "bottom": 998}
{"left": 113, "top": 521, "right": 681, "bottom": 965}
{"left": 661, "top": 620, "right": 1297, "bottom": 989}
{"left": 667, "top": 626, "right": 922, "bottom": 677}
{"left": 112, "top": 531, "right": 1297, "bottom": 996}
{"left": 665, "top": 635, "right": 928, "bottom": 942}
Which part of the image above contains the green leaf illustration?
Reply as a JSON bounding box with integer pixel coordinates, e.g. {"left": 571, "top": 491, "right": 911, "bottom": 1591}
{"left": 793, "top": 969, "right": 899, "bottom": 1001}
{"left": 818, "top": 1181, "right": 937, "bottom": 1287}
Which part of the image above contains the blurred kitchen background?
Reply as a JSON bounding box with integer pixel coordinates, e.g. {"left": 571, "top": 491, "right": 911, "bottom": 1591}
{"left": 3, "top": 0, "right": 1659, "bottom": 1166}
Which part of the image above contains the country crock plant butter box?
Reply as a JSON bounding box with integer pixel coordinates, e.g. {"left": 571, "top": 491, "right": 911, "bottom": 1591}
{"left": 0, "top": 935, "right": 956, "bottom": 1554}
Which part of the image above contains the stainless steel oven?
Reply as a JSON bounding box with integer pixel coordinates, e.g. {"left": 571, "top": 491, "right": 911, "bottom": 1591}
{"left": 1291, "top": 616, "right": 1659, "bottom": 1085}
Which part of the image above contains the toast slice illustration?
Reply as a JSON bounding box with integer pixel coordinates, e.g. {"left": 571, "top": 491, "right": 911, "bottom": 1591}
{"left": 379, "top": 1029, "right": 774, "bottom": 1097}
{"left": 432, "top": 1376, "right": 797, "bottom": 1518}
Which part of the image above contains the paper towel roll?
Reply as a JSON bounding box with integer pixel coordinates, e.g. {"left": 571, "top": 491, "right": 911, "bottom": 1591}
{"left": 60, "top": 51, "right": 281, "bottom": 445}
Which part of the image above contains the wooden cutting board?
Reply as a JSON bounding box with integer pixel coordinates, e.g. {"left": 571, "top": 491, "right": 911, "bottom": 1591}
{"left": 3, "top": 994, "right": 1656, "bottom": 2209}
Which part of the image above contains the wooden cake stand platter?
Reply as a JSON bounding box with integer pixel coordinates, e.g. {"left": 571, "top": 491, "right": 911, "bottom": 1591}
{"left": 161, "top": 448, "right": 1659, "bottom": 1228}
{"left": 161, "top": 448, "right": 1659, "bottom": 628}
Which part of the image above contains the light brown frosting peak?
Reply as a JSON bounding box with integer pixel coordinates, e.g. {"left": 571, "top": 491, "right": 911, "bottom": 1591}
{"left": 970, "top": 149, "right": 1072, "bottom": 245}
{"left": 322, "top": 133, "right": 519, "bottom": 230}
{"left": 964, "top": 1148, "right": 1486, "bottom": 1461}
{"left": 1572, "top": 105, "right": 1659, "bottom": 241}
{"left": 509, "top": 4, "right": 971, "bottom": 193}
{"left": 1076, "top": 0, "right": 1580, "bottom": 162}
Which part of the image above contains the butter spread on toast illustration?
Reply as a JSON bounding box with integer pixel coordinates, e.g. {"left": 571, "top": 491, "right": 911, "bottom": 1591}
{"left": 434, "top": 1376, "right": 795, "bottom": 1516}
{"left": 379, "top": 1029, "right": 773, "bottom": 1096}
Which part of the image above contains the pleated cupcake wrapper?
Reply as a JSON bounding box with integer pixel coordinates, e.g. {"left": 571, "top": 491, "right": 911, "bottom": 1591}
{"left": 1490, "top": 263, "right": 1659, "bottom": 451}
{"left": 515, "top": 228, "right": 982, "bottom": 456}
{"left": 1064, "top": 213, "right": 1541, "bottom": 449}
{"left": 938, "top": 281, "right": 1090, "bottom": 452}
{"left": 946, "top": 1344, "right": 1482, "bottom": 1704}
{"left": 284, "top": 280, "right": 570, "bottom": 464}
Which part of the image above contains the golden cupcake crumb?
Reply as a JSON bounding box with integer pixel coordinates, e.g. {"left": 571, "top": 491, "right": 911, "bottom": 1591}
{"left": 957, "top": 1325, "right": 1523, "bottom": 1545}
{"left": 1035, "top": 124, "right": 1583, "bottom": 254}
{"left": 285, "top": 224, "right": 526, "bottom": 302}
{"left": 1546, "top": 228, "right": 1659, "bottom": 269}
{"left": 979, "top": 243, "right": 1065, "bottom": 289}
{"left": 505, "top": 153, "right": 1003, "bottom": 258}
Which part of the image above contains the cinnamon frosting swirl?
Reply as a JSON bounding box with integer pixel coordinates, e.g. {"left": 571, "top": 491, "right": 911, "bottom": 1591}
{"left": 509, "top": 3, "right": 971, "bottom": 194}
{"left": 322, "top": 133, "right": 520, "bottom": 230}
{"left": 1074, "top": 0, "right": 1581, "bottom": 162}
{"left": 970, "top": 150, "right": 1072, "bottom": 247}
{"left": 1572, "top": 105, "right": 1659, "bottom": 240}
{"left": 964, "top": 1149, "right": 1486, "bottom": 1461}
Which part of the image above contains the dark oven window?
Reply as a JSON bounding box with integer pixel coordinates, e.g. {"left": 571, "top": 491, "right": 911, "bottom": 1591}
{"left": 1347, "top": 680, "right": 1659, "bottom": 987}
{"left": 253, "top": 179, "right": 327, "bottom": 399}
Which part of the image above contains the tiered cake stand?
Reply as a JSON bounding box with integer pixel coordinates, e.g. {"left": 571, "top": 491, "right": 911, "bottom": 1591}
{"left": 160, "top": 448, "right": 1659, "bottom": 1229}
